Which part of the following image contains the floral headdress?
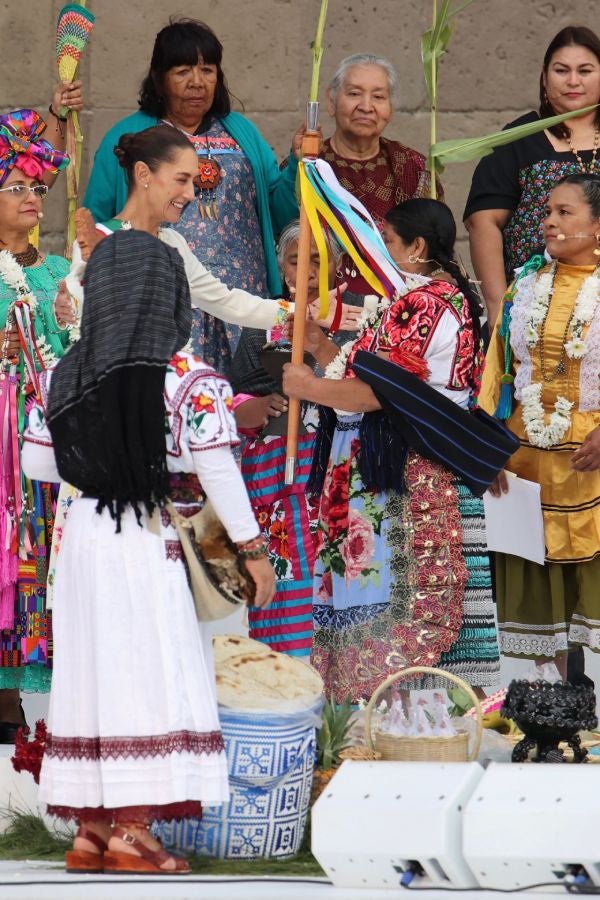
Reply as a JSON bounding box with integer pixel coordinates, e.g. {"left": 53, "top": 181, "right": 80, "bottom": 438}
{"left": 0, "top": 109, "right": 69, "bottom": 186}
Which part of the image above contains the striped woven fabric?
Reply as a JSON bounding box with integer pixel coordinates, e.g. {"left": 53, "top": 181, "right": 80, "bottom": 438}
{"left": 242, "top": 432, "right": 318, "bottom": 658}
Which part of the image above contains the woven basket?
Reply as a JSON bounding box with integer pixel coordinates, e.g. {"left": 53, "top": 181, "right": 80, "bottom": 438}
{"left": 364, "top": 666, "right": 483, "bottom": 763}
{"left": 339, "top": 746, "right": 382, "bottom": 762}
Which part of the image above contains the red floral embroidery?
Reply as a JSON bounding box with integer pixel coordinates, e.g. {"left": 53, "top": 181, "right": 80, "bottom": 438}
{"left": 345, "top": 283, "right": 478, "bottom": 394}
{"left": 45, "top": 730, "right": 224, "bottom": 761}
{"left": 171, "top": 354, "right": 190, "bottom": 377}
{"left": 269, "top": 517, "right": 290, "bottom": 560}
{"left": 47, "top": 800, "right": 203, "bottom": 824}
{"left": 191, "top": 392, "right": 216, "bottom": 413}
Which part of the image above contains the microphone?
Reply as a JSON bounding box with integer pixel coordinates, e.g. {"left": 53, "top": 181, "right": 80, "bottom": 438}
{"left": 555, "top": 233, "right": 595, "bottom": 240}
{"left": 37, "top": 211, "right": 44, "bottom": 220}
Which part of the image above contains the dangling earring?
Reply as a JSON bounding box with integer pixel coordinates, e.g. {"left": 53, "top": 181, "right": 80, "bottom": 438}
{"left": 336, "top": 267, "right": 343, "bottom": 280}
{"left": 594, "top": 235, "right": 600, "bottom": 257}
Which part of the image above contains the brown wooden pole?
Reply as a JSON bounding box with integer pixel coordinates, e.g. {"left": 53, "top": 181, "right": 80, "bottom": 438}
{"left": 284, "top": 128, "right": 320, "bottom": 485}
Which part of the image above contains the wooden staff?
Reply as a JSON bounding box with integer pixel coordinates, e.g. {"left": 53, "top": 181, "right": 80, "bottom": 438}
{"left": 284, "top": 125, "right": 320, "bottom": 485}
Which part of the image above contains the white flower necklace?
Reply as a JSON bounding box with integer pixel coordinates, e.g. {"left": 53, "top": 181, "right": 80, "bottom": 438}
{"left": 0, "top": 249, "right": 38, "bottom": 312}
{"left": 521, "top": 383, "right": 574, "bottom": 449}
{"left": 0, "top": 249, "right": 56, "bottom": 373}
{"left": 323, "top": 297, "right": 392, "bottom": 380}
{"left": 521, "top": 262, "right": 600, "bottom": 448}
{"left": 525, "top": 261, "right": 600, "bottom": 361}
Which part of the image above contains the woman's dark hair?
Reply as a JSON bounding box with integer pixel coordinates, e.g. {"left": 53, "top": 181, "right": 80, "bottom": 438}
{"left": 555, "top": 172, "right": 600, "bottom": 218}
{"left": 539, "top": 26, "right": 600, "bottom": 138}
{"left": 385, "top": 198, "right": 483, "bottom": 353}
{"left": 138, "top": 18, "right": 231, "bottom": 119}
{"left": 114, "top": 125, "right": 194, "bottom": 192}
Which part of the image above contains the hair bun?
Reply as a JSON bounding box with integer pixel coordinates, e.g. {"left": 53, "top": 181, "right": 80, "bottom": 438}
{"left": 114, "top": 133, "right": 137, "bottom": 168}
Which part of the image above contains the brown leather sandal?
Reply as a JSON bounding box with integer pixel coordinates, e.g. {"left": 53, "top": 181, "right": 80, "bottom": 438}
{"left": 65, "top": 826, "right": 108, "bottom": 873}
{"left": 103, "top": 826, "right": 190, "bottom": 875}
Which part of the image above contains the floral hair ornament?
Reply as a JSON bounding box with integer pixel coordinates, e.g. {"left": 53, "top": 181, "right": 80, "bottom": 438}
{"left": 0, "top": 109, "right": 69, "bottom": 186}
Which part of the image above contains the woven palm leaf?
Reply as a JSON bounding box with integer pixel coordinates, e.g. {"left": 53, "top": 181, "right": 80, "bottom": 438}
{"left": 55, "top": 2, "right": 96, "bottom": 258}
{"left": 56, "top": 3, "right": 95, "bottom": 84}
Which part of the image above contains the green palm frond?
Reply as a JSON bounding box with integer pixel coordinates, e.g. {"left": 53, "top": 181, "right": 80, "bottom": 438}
{"left": 309, "top": 0, "right": 329, "bottom": 102}
{"left": 429, "top": 104, "right": 598, "bottom": 173}
{"left": 421, "top": 0, "right": 479, "bottom": 105}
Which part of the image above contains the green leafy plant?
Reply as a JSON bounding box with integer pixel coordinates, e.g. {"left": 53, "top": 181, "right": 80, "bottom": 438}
{"left": 309, "top": 0, "right": 329, "bottom": 102}
{"left": 430, "top": 105, "right": 598, "bottom": 174}
{"left": 447, "top": 686, "right": 475, "bottom": 718}
{"left": 421, "top": 0, "right": 598, "bottom": 194}
{"left": 422, "top": 0, "right": 479, "bottom": 197}
{"left": 316, "top": 696, "right": 355, "bottom": 770}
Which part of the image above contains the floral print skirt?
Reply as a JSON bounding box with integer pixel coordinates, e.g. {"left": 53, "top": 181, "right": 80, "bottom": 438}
{"left": 312, "top": 415, "right": 499, "bottom": 702}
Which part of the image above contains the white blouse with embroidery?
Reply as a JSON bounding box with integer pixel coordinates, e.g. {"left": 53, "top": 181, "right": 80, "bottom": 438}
{"left": 22, "top": 353, "right": 260, "bottom": 543}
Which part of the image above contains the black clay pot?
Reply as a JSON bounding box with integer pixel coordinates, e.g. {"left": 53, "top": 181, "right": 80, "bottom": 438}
{"left": 502, "top": 678, "right": 597, "bottom": 763}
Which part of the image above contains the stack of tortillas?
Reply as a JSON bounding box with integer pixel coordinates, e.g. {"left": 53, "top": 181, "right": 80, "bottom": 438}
{"left": 213, "top": 635, "right": 323, "bottom": 713}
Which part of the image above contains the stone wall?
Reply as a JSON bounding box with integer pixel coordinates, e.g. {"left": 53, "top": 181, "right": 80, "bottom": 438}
{"left": 0, "top": 0, "right": 594, "bottom": 261}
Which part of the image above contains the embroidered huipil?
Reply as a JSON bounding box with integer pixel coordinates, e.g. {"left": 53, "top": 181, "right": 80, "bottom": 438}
{"left": 312, "top": 281, "right": 498, "bottom": 702}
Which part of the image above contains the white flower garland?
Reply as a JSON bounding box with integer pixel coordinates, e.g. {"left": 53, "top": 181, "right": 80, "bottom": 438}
{"left": 323, "top": 297, "right": 391, "bottom": 381}
{"left": 0, "top": 249, "right": 57, "bottom": 369}
{"left": 0, "top": 250, "right": 38, "bottom": 312}
{"left": 525, "top": 262, "right": 600, "bottom": 359}
{"left": 521, "top": 383, "right": 574, "bottom": 449}
{"left": 521, "top": 263, "right": 600, "bottom": 448}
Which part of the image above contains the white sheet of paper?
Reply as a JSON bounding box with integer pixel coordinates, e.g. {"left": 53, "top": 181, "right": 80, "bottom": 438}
{"left": 483, "top": 474, "right": 546, "bottom": 566}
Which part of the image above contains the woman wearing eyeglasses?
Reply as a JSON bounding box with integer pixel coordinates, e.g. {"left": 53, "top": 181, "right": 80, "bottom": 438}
{"left": 0, "top": 109, "right": 72, "bottom": 741}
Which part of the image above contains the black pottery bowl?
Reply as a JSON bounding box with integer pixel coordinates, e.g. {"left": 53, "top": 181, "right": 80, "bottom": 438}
{"left": 502, "top": 679, "right": 597, "bottom": 763}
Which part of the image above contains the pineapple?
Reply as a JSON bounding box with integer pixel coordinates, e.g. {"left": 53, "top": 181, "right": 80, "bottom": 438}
{"left": 312, "top": 696, "right": 355, "bottom": 802}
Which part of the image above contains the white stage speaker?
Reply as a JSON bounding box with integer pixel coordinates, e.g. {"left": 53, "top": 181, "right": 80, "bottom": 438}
{"left": 463, "top": 762, "right": 600, "bottom": 890}
{"left": 312, "top": 760, "right": 484, "bottom": 890}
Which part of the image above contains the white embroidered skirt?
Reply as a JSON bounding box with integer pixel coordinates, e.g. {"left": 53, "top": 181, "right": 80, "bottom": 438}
{"left": 38, "top": 499, "right": 229, "bottom": 821}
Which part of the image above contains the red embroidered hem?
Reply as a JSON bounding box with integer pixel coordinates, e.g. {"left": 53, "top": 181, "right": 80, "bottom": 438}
{"left": 45, "top": 729, "right": 224, "bottom": 762}
{"left": 46, "top": 800, "right": 203, "bottom": 824}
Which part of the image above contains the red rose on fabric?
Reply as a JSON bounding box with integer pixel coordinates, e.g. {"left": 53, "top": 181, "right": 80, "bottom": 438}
{"left": 340, "top": 509, "right": 375, "bottom": 579}
{"left": 327, "top": 460, "right": 350, "bottom": 542}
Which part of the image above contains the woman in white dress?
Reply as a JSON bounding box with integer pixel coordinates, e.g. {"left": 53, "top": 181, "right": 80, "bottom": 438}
{"left": 22, "top": 230, "right": 275, "bottom": 875}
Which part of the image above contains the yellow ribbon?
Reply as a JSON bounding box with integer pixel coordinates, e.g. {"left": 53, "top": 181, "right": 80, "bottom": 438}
{"left": 299, "top": 163, "right": 388, "bottom": 300}
{"left": 299, "top": 164, "right": 330, "bottom": 319}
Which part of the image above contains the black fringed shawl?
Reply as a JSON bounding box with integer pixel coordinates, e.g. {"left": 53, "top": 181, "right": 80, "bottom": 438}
{"left": 307, "top": 404, "right": 409, "bottom": 495}
{"left": 46, "top": 230, "right": 192, "bottom": 529}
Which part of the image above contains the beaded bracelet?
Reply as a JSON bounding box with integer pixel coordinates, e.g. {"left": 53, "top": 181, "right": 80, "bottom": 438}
{"left": 238, "top": 543, "right": 269, "bottom": 560}
{"left": 48, "top": 103, "right": 68, "bottom": 122}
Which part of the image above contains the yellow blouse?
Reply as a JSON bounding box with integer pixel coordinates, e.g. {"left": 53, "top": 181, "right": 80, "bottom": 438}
{"left": 480, "top": 263, "right": 600, "bottom": 564}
